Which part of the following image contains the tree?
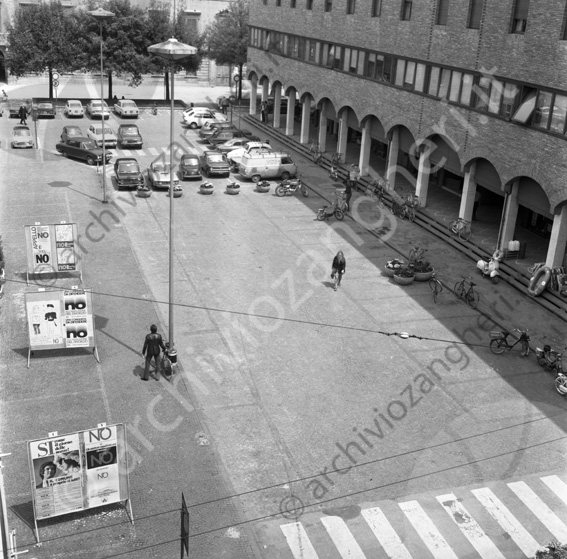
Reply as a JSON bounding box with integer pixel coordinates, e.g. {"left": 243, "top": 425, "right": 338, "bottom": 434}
{"left": 7, "top": 1, "right": 80, "bottom": 98}
{"left": 204, "top": 0, "right": 249, "bottom": 100}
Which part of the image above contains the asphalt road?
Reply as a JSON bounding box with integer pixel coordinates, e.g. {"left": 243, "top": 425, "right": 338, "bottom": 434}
{"left": 1, "top": 90, "right": 566, "bottom": 559}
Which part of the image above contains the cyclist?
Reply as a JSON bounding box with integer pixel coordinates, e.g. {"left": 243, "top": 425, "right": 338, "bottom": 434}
{"left": 331, "top": 250, "right": 346, "bottom": 291}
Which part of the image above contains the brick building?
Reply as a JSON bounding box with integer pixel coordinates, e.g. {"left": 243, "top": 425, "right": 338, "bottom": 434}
{"left": 246, "top": 0, "right": 567, "bottom": 267}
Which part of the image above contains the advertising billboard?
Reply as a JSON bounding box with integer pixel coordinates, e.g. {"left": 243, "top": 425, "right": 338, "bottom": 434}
{"left": 29, "top": 425, "right": 129, "bottom": 522}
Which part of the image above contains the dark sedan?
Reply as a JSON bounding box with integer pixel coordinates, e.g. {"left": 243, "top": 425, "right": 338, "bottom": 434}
{"left": 199, "top": 151, "right": 230, "bottom": 177}
{"left": 35, "top": 102, "right": 56, "bottom": 118}
{"left": 61, "top": 125, "right": 83, "bottom": 143}
{"left": 56, "top": 137, "right": 112, "bottom": 165}
{"left": 179, "top": 154, "right": 201, "bottom": 180}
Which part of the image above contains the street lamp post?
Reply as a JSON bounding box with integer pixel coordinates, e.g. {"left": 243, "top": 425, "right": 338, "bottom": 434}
{"left": 88, "top": 7, "right": 114, "bottom": 204}
{"left": 148, "top": 37, "right": 197, "bottom": 355}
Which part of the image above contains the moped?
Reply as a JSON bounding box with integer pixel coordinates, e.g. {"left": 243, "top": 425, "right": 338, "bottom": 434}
{"left": 476, "top": 249, "right": 503, "bottom": 284}
{"left": 317, "top": 190, "right": 346, "bottom": 221}
{"left": 275, "top": 176, "right": 308, "bottom": 197}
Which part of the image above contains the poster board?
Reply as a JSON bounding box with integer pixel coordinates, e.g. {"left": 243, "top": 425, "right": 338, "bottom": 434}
{"left": 25, "top": 288, "right": 99, "bottom": 366}
{"left": 29, "top": 424, "right": 131, "bottom": 539}
{"left": 24, "top": 222, "right": 82, "bottom": 282}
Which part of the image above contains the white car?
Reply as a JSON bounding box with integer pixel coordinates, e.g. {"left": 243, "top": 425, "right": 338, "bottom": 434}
{"left": 87, "top": 124, "right": 117, "bottom": 148}
{"left": 114, "top": 99, "right": 139, "bottom": 118}
{"left": 64, "top": 100, "right": 84, "bottom": 118}
{"left": 226, "top": 142, "right": 273, "bottom": 165}
{"left": 182, "top": 107, "right": 227, "bottom": 129}
{"left": 86, "top": 100, "right": 111, "bottom": 120}
{"left": 11, "top": 125, "right": 33, "bottom": 149}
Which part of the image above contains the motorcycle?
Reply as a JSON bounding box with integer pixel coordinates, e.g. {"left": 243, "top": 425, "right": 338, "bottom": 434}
{"left": 317, "top": 190, "right": 346, "bottom": 221}
{"left": 556, "top": 371, "right": 567, "bottom": 396}
{"left": 476, "top": 249, "right": 503, "bottom": 284}
{"left": 534, "top": 344, "right": 567, "bottom": 397}
{"left": 275, "top": 176, "right": 308, "bottom": 197}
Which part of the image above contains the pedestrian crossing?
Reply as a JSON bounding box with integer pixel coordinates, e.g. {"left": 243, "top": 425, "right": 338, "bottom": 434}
{"left": 276, "top": 474, "right": 567, "bottom": 559}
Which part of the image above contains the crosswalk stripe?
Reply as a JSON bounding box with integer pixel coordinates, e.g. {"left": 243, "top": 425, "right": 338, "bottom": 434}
{"left": 472, "top": 487, "right": 540, "bottom": 557}
{"left": 320, "top": 516, "right": 367, "bottom": 559}
{"left": 135, "top": 149, "right": 145, "bottom": 156}
{"left": 121, "top": 149, "right": 132, "bottom": 157}
{"left": 361, "top": 507, "right": 413, "bottom": 559}
{"left": 508, "top": 481, "right": 567, "bottom": 542}
{"left": 437, "top": 493, "right": 506, "bottom": 559}
{"left": 148, "top": 147, "right": 159, "bottom": 156}
{"left": 541, "top": 475, "right": 567, "bottom": 507}
{"left": 399, "top": 500, "right": 459, "bottom": 559}
{"left": 280, "top": 523, "right": 320, "bottom": 559}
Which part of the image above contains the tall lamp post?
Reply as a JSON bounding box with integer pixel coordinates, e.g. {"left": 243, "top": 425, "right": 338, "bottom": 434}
{"left": 88, "top": 7, "right": 115, "bottom": 204}
{"left": 148, "top": 37, "right": 196, "bottom": 355}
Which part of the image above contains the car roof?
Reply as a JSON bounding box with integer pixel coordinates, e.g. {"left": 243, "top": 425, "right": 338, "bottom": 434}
{"left": 182, "top": 154, "right": 199, "bottom": 160}
{"left": 67, "top": 136, "right": 96, "bottom": 143}
{"left": 119, "top": 123, "right": 139, "bottom": 128}
{"left": 116, "top": 157, "right": 138, "bottom": 163}
{"left": 63, "top": 125, "right": 82, "bottom": 131}
{"left": 67, "top": 100, "right": 82, "bottom": 104}
{"left": 14, "top": 125, "right": 30, "bottom": 130}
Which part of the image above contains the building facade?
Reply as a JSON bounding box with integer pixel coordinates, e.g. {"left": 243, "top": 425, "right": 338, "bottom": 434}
{"left": 247, "top": 0, "right": 567, "bottom": 268}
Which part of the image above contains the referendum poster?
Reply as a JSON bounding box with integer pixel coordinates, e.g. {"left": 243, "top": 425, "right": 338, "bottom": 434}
{"left": 25, "top": 289, "right": 94, "bottom": 351}
{"left": 24, "top": 223, "right": 80, "bottom": 275}
{"left": 29, "top": 425, "right": 129, "bottom": 521}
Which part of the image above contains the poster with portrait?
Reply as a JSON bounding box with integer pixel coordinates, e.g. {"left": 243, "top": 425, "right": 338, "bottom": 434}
{"left": 25, "top": 289, "right": 95, "bottom": 351}
{"left": 24, "top": 223, "right": 80, "bottom": 275}
{"left": 29, "top": 425, "right": 129, "bottom": 522}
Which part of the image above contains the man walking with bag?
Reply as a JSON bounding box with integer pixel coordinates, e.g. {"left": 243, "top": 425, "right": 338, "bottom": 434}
{"left": 142, "top": 324, "right": 166, "bottom": 381}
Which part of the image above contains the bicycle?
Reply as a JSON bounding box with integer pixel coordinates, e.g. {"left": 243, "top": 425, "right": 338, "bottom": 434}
{"left": 429, "top": 271, "right": 443, "bottom": 303}
{"left": 406, "top": 193, "right": 420, "bottom": 210}
{"left": 409, "top": 246, "right": 427, "bottom": 264}
{"left": 309, "top": 139, "right": 323, "bottom": 164}
{"left": 454, "top": 275, "right": 480, "bottom": 308}
{"left": 449, "top": 217, "right": 472, "bottom": 241}
{"left": 365, "top": 181, "right": 385, "bottom": 208}
{"left": 489, "top": 328, "right": 530, "bottom": 357}
{"left": 331, "top": 152, "right": 343, "bottom": 166}
{"left": 392, "top": 200, "right": 416, "bottom": 222}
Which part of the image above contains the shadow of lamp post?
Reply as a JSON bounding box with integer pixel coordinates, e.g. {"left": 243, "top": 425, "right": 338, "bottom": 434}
{"left": 147, "top": 38, "right": 197, "bottom": 356}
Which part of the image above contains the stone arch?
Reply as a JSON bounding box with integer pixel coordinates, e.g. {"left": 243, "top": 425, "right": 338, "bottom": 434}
{"left": 383, "top": 115, "right": 420, "bottom": 143}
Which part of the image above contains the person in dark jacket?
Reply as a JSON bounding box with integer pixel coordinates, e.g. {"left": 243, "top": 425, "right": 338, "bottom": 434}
{"left": 142, "top": 324, "right": 166, "bottom": 381}
{"left": 18, "top": 104, "right": 28, "bottom": 125}
{"left": 331, "top": 250, "right": 346, "bottom": 291}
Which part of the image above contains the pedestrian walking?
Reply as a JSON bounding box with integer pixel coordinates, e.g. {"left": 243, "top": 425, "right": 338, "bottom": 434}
{"left": 260, "top": 100, "right": 268, "bottom": 124}
{"left": 2, "top": 90, "right": 7, "bottom": 101}
{"left": 18, "top": 104, "right": 28, "bottom": 125}
{"left": 344, "top": 178, "right": 353, "bottom": 212}
{"left": 331, "top": 250, "right": 346, "bottom": 291}
{"left": 344, "top": 164, "right": 360, "bottom": 211}
{"left": 141, "top": 324, "right": 166, "bottom": 381}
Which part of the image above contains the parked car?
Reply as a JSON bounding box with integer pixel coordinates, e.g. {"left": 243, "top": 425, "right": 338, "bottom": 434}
{"left": 227, "top": 142, "right": 273, "bottom": 165}
{"left": 63, "top": 100, "right": 84, "bottom": 118}
{"left": 60, "top": 125, "right": 83, "bottom": 143}
{"left": 183, "top": 107, "right": 227, "bottom": 129}
{"left": 213, "top": 137, "right": 253, "bottom": 154}
{"left": 199, "top": 151, "right": 230, "bottom": 177}
{"left": 147, "top": 161, "right": 180, "bottom": 189}
{"left": 114, "top": 99, "right": 139, "bottom": 118}
{"left": 114, "top": 158, "right": 144, "bottom": 190}
{"left": 35, "top": 101, "right": 56, "bottom": 118}
{"left": 8, "top": 101, "right": 26, "bottom": 119}
{"left": 199, "top": 121, "right": 236, "bottom": 140}
{"left": 11, "top": 125, "right": 33, "bottom": 149}
{"left": 55, "top": 137, "right": 112, "bottom": 165}
{"left": 179, "top": 154, "right": 201, "bottom": 180}
{"left": 208, "top": 129, "right": 260, "bottom": 146}
{"left": 86, "top": 100, "right": 111, "bottom": 119}
{"left": 117, "top": 124, "right": 143, "bottom": 148}
{"left": 87, "top": 124, "right": 117, "bottom": 148}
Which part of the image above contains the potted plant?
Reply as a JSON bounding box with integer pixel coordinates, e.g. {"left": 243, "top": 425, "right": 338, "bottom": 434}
{"left": 393, "top": 265, "right": 416, "bottom": 285}
{"left": 384, "top": 258, "right": 405, "bottom": 278}
{"left": 413, "top": 259, "right": 434, "bottom": 281}
{"left": 226, "top": 181, "right": 240, "bottom": 195}
{"left": 256, "top": 180, "right": 270, "bottom": 193}
{"left": 200, "top": 181, "right": 214, "bottom": 195}
{"left": 172, "top": 184, "right": 183, "bottom": 198}
{"left": 136, "top": 185, "right": 152, "bottom": 198}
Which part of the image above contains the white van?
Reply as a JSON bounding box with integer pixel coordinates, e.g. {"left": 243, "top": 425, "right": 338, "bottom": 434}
{"left": 238, "top": 151, "right": 298, "bottom": 182}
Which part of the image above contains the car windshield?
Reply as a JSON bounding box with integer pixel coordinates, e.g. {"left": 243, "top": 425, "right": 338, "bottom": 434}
{"left": 122, "top": 101, "right": 137, "bottom": 108}
{"left": 182, "top": 156, "right": 198, "bottom": 165}
{"left": 92, "top": 101, "right": 109, "bottom": 109}
{"left": 207, "top": 153, "right": 225, "bottom": 162}
{"left": 118, "top": 162, "right": 139, "bottom": 173}
{"left": 69, "top": 102, "right": 81, "bottom": 107}
{"left": 94, "top": 128, "right": 113, "bottom": 135}
{"left": 120, "top": 127, "right": 138, "bottom": 136}
{"left": 66, "top": 128, "right": 81, "bottom": 135}
{"left": 153, "top": 164, "right": 171, "bottom": 173}
{"left": 82, "top": 141, "right": 97, "bottom": 149}
{"left": 38, "top": 103, "right": 51, "bottom": 109}
{"left": 14, "top": 129, "right": 30, "bottom": 137}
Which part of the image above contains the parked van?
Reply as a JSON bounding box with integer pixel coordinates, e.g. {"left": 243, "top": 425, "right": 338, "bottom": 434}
{"left": 238, "top": 151, "right": 298, "bottom": 182}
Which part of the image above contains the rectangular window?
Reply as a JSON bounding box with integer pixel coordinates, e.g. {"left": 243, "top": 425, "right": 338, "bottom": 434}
{"left": 449, "top": 71, "right": 461, "bottom": 101}
{"left": 401, "top": 0, "right": 412, "bottom": 20}
{"left": 275, "top": 0, "right": 281, "bottom": 6}
{"left": 315, "top": 42, "right": 321, "bottom": 63}
{"left": 549, "top": 94, "right": 567, "bottom": 133}
{"left": 325, "top": 0, "right": 332, "bottom": 12}
{"left": 395, "top": 59, "right": 405, "bottom": 86}
{"left": 500, "top": 82, "right": 519, "bottom": 118}
{"left": 333, "top": 46, "right": 342, "bottom": 69}
{"left": 322, "top": 43, "right": 330, "bottom": 66}
{"left": 308, "top": 40, "right": 316, "bottom": 62}
{"left": 428, "top": 66, "right": 440, "bottom": 95}
{"left": 414, "top": 63, "right": 426, "bottom": 92}
{"left": 346, "top": 0, "right": 356, "bottom": 14}
{"left": 467, "top": 0, "right": 483, "bottom": 29}
{"left": 404, "top": 61, "right": 416, "bottom": 88}
{"left": 343, "top": 48, "right": 351, "bottom": 71}
{"left": 473, "top": 75, "right": 491, "bottom": 110}
{"left": 460, "top": 74, "right": 474, "bottom": 105}
{"left": 511, "top": 0, "right": 529, "bottom": 33}
{"left": 298, "top": 37, "right": 306, "bottom": 59}
{"left": 350, "top": 49, "right": 359, "bottom": 73}
{"left": 264, "top": 31, "right": 271, "bottom": 50}
{"left": 436, "top": 0, "right": 449, "bottom": 25}
{"left": 291, "top": 0, "right": 296, "bottom": 7}
{"left": 357, "top": 52, "right": 365, "bottom": 75}
{"left": 533, "top": 91, "right": 553, "bottom": 129}
{"left": 488, "top": 79, "right": 503, "bottom": 113}
{"left": 438, "top": 68, "right": 451, "bottom": 98}
{"left": 372, "top": 0, "right": 382, "bottom": 17}
{"left": 367, "top": 53, "right": 376, "bottom": 79}
{"left": 511, "top": 87, "right": 536, "bottom": 123}
{"left": 306, "top": 0, "right": 313, "bottom": 8}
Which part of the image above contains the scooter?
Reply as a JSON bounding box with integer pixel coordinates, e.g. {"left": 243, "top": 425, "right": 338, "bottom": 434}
{"left": 317, "top": 190, "right": 346, "bottom": 221}
{"left": 476, "top": 249, "right": 503, "bottom": 284}
{"left": 555, "top": 372, "right": 567, "bottom": 396}
{"left": 275, "top": 176, "right": 308, "bottom": 197}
